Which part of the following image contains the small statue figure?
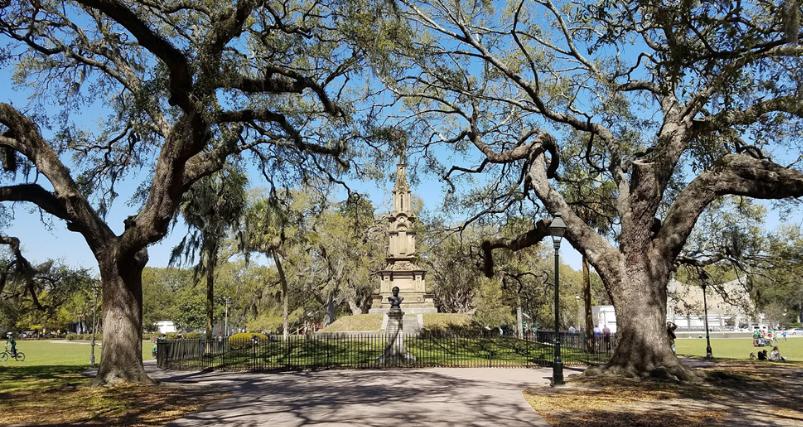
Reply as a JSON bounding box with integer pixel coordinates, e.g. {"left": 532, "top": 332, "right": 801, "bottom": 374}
{"left": 388, "top": 286, "right": 404, "bottom": 308}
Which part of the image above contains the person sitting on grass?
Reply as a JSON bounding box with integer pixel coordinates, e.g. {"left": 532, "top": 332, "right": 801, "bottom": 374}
{"left": 769, "top": 346, "right": 787, "bottom": 362}
{"left": 757, "top": 349, "right": 768, "bottom": 361}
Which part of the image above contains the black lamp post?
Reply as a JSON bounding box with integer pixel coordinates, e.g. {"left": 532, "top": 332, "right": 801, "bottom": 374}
{"left": 700, "top": 271, "right": 713, "bottom": 358}
{"left": 89, "top": 285, "right": 99, "bottom": 366}
{"left": 550, "top": 212, "right": 567, "bottom": 386}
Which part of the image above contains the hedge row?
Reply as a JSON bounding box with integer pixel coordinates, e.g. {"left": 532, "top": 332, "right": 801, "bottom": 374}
{"left": 65, "top": 333, "right": 102, "bottom": 341}
{"left": 228, "top": 332, "right": 268, "bottom": 349}
{"left": 144, "top": 331, "right": 203, "bottom": 341}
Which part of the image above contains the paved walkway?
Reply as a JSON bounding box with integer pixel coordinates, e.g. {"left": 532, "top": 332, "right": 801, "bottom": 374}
{"left": 141, "top": 361, "right": 561, "bottom": 426}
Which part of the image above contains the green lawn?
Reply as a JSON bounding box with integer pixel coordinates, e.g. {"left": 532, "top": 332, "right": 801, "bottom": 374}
{"left": 0, "top": 342, "right": 225, "bottom": 427}
{"left": 675, "top": 337, "right": 803, "bottom": 361}
{"left": 0, "top": 340, "right": 155, "bottom": 367}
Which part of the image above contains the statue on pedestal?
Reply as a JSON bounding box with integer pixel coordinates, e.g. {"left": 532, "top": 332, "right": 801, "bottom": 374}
{"left": 388, "top": 286, "right": 403, "bottom": 309}
{"left": 376, "top": 286, "right": 416, "bottom": 364}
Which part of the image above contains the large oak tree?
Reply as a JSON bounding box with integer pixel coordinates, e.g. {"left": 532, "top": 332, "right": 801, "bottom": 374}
{"left": 378, "top": 0, "right": 803, "bottom": 380}
{"left": 0, "top": 0, "right": 370, "bottom": 384}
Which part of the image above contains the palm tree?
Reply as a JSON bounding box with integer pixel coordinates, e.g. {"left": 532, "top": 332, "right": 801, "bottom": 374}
{"left": 241, "top": 190, "right": 301, "bottom": 341}
{"left": 170, "top": 164, "right": 247, "bottom": 339}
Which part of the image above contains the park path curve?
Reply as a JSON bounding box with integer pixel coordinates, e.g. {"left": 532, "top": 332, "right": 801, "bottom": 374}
{"left": 143, "top": 361, "right": 554, "bottom": 427}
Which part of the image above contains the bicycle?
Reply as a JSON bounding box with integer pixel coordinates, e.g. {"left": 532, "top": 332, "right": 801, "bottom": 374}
{"left": 1, "top": 345, "right": 25, "bottom": 362}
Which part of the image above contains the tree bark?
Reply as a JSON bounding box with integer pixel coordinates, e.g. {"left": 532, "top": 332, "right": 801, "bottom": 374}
{"left": 347, "top": 297, "right": 363, "bottom": 315}
{"left": 582, "top": 257, "right": 595, "bottom": 354}
{"left": 324, "top": 292, "right": 336, "bottom": 326}
{"left": 205, "top": 241, "right": 218, "bottom": 340}
{"left": 271, "top": 249, "right": 289, "bottom": 341}
{"left": 516, "top": 294, "right": 523, "bottom": 339}
{"left": 91, "top": 246, "right": 156, "bottom": 386}
{"left": 588, "top": 265, "right": 698, "bottom": 381}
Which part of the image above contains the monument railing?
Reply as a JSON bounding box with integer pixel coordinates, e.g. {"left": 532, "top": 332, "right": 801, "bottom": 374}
{"left": 157, "top": 330, "right": 615, "bottom": 372}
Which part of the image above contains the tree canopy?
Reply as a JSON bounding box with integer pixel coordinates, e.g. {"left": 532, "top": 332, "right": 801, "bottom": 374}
{"left": 368, "top": 0, "right": 803, "bottom": 380}
{"left": 0, "top": 0, "right": 379, "bottom": 385}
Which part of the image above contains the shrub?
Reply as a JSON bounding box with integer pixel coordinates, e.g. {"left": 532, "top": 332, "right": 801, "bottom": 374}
{"left": 66, "top": 334, "right": 78, "bottom": 341}
{"left": 183, "top": 331, "right": 201, "bottom": 339}
{"left": 228, "top": 332, "right": 268, "bottom": 349}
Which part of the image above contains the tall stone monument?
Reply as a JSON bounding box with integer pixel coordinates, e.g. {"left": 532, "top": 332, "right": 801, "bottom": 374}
{"left": 369, "top": 155, "right": 437, "bottom": 314}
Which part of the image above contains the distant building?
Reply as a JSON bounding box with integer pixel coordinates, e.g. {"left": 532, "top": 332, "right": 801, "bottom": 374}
{"left": 592, "top": 305, "right": 617, "bottom": 333}
{"left": 154, "top": 321, "right": 177, "bottom": 334}
{"left": 667, "top": 277, "right": 757, "bottom": 331}
{"left": 591, "top": 277, "right": 760, "bottom": 333}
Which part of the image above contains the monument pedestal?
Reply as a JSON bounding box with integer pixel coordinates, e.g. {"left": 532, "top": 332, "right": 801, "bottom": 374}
{"left": 368, "top": 267, "right": 437, "bottom": 314}
{"left": 376, "top": 307, "right": 416, "bottom": 364}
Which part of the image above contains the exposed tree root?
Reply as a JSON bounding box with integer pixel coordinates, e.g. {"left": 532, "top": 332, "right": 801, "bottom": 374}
{"left": 582, "top": 360, "right": 706, "bottom": 383}
{"left": 90, "top": 369, "right": 159, "bottom": 387}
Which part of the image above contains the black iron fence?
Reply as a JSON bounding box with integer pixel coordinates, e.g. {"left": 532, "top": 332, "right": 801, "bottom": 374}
{"left": 536, "top": 330, "right": 618, "bottom": 355}
{"left": 157, "top": 330, "right": 616, "bottom": 372}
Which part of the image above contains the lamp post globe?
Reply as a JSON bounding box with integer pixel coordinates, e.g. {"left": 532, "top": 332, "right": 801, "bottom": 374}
{"left": 549, "top": 213, "right": 567, "bottom": 386}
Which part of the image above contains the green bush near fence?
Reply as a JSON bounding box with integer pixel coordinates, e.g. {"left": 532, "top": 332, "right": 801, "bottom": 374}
{"left": 228, "top": 333, "right": 268, "bottom": 350}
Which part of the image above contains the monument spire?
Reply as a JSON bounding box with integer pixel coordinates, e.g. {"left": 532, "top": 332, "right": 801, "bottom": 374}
{"left": 393, "top": 151, "right": 410, "bottom": 214}
{"left": 395, "top": 153, "right": 408, "bottom": 190}
{"left": 370, "top": 150, "right": 436, "bottom": 315}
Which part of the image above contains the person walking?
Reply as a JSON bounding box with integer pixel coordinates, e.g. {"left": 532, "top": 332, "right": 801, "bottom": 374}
{"left": 602, "top": 325, "right": 611, "bottom": 351}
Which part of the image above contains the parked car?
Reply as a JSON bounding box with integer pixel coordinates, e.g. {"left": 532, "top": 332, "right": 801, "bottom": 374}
{"left": 789, "top": 328, "right": 803, "bottom": 336}
{"left": 18, "top": 330, "right": 36, "bottom": 339}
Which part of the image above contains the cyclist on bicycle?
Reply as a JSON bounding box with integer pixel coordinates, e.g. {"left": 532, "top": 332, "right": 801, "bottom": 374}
{"left": 6, "top": 332, "right": 16, "bottom": 357}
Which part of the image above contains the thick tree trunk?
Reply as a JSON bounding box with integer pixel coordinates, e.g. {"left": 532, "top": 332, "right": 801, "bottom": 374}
{"left": 271, "top": 249, "right": 289, "bottom": 341}
{"left": 205, "top": 243, "right": 216, "bottom": 340}
{"left": 589, "top": 269, "right": 699, "bottom": 382}
{"left": 347, "top": 297, "right": 363, "bottom": 315}
{"left": 582, "top": 257, "right": 595, "bottom": 354}
{"left": 91, "top": 247, "right": 156, "bottom": 386}
{"left": 323, "top": 292, "right": 336, "bottom": 326}
{"left": 516, "top": 294, "right": 523, "bottom": 339}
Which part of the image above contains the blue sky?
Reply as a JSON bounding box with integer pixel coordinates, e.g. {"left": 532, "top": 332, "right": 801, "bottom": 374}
{"left": 0, "top": 52, "right": 791, "bottom": 277}
{"left": 3, "top": 3, "right": 796, "bottom": 278}
{"left": 0, "top": 56, "right": 586, "bottom": 274}
{"left": 2, "top": 156, "right": 585, "bottom": 273}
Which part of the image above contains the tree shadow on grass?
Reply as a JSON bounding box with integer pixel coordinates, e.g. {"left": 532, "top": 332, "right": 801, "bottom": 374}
{"left": 527, "top": 361, "right": 803, "bottom": 427}
{"left": 1, "top": 365, "right": 230, "bottom": 427}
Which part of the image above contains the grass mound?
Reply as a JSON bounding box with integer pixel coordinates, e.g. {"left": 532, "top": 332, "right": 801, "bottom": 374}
{"left": 421, "top": 313, "right": 472, "bottom": 330}
{"left": 321, "top": 312, "right": 473, "bottom": 332}
{"left": 321, "top": 314, "right": 384, "bottom": 332}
